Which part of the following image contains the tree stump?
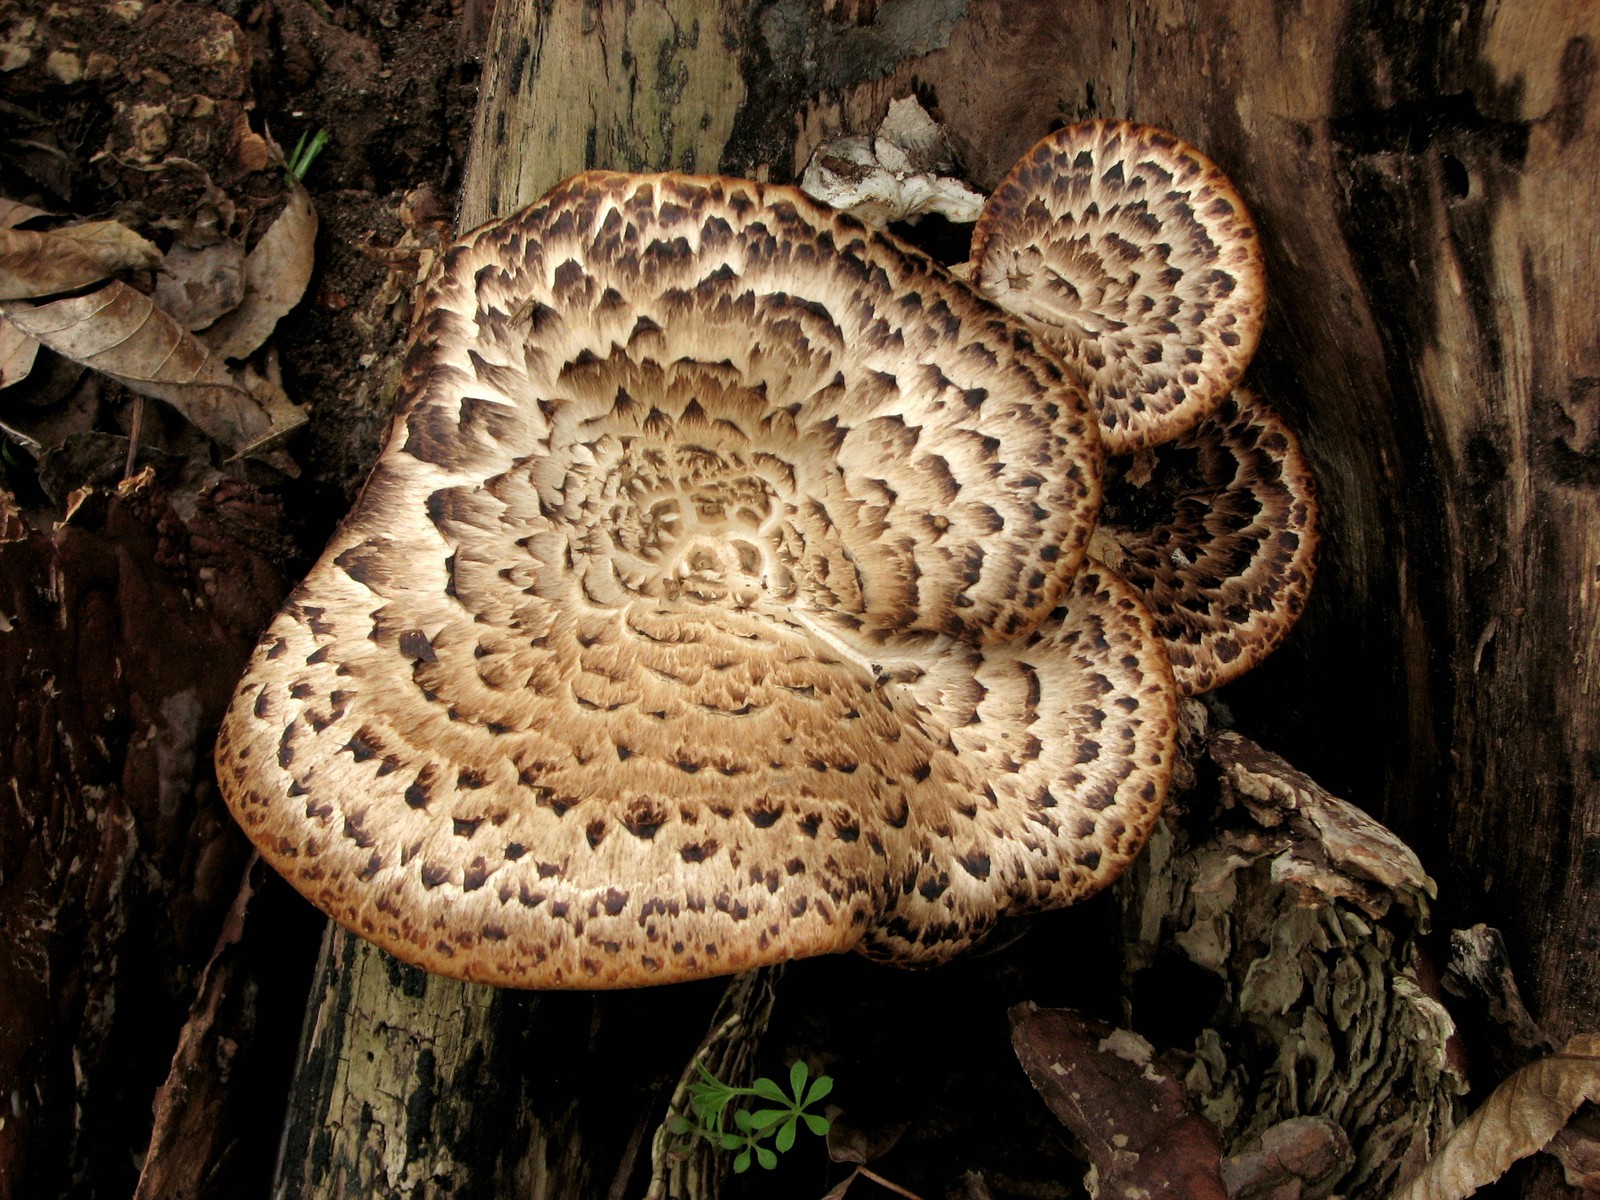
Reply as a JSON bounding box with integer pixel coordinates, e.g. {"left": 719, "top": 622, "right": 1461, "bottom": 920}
{"left": 165, "top": 2, "right": 1600, "bottom": 1197}
{"left": 0, "top": 2, "right": 1568, "bottom": 1200}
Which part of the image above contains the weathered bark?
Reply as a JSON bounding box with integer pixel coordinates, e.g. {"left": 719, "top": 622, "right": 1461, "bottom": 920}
{"left": 461, "top": 0, "right": 750, "bottom": 224}
{"left": 0, "top": 474, "right": 300, "bottom": 1200}
{"left": 271, "top": 921, "right": 734, "bottom": 1199}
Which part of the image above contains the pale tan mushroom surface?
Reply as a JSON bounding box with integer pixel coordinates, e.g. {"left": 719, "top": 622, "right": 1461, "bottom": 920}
{"left": 215, "top": 172, "right": 1180, "bottom": 988}
{"left": 970, "top": 120, "right": 1267, "bottom": 455}
{"left": 1089, "top": 387, "right": 1320, "bottom": 696}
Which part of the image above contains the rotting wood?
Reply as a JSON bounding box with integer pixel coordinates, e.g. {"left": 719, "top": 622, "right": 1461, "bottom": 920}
{"left": 263, "top": 4, "right": 1598, "bottom": 1198}
{"left": 0, "top": 474, "right": 294, "bottom": 1200}
{"left": 1117, "top": 714, "right": 1462, "bottom": 1200}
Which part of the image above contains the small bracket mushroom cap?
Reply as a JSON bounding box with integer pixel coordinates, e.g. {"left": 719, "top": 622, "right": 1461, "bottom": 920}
{"left": 971, "top": 120, "right": 1268, "bottom": 455}
{"left": 1090, "top": 387, "right": 1320, "bottom": 696}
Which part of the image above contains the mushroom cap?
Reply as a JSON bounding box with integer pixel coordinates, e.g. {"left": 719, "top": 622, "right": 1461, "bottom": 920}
{"left": 970, "top": 120, "right": 1267, "bottom": 455}
{"left": 1089, "top": 387, "right": 1319, "bottom": 696}
{"left": 215, "top": 171, "right": 1138, "bottom": 988}
{"left": 216, "top": 558, "right": 1178, "bottom": 987}
{"left": 864, "top": 562, "right": 1179, "bottom": 964}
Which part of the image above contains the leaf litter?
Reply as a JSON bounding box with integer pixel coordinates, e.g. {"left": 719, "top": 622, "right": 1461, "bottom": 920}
{"left": 0, "top": 165, "right": 314, "bottom": 462}
{"left": 1395, "top": 1034, "right": 1600, "bottom": 1200}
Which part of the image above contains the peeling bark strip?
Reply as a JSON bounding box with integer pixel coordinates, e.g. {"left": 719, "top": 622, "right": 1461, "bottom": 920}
{"left": 135, "top": 857, "right": 324, "bottom": 1200}
{"left": 1010, "top": 1003, "right": 1229, "bottom": 1199}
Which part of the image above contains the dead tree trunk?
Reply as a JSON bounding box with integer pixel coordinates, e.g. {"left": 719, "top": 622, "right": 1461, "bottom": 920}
{"left": 265, "top": 2, "right": 1596, "bottom": 1197}
{"left": 730, "top": 0, "right": 1598, "bottom": 1043}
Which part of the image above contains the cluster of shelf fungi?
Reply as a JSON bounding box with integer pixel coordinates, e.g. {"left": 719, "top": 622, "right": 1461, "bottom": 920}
{"left": 218, "top": 123, "right": 1495, "bottom": 1196}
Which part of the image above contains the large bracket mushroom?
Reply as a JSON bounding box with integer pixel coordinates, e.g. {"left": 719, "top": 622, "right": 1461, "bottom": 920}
{"left": 216, "top": 172, "right": 1181, "bottom": 988}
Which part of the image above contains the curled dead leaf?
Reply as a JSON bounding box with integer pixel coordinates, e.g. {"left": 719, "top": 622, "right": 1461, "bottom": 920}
{"left": 155, "top": 240, "right": 246, "bottom": 331}
{"left": 1394, "top": 1034, "right": 1600, "bottom": 1200}
{"left": 0, "top": 199, "right": 54, "bottom": 229}
{"left": 1, "top": 280, "right": 305, "bottom": 453}
{"left": 203, "top": 181, "right": 317, "bottom": 360}
{"left": 0, "top": 220, "right": 162, "bottom": 300}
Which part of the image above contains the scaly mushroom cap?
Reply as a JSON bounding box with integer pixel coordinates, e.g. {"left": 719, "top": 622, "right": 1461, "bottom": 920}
{"left": 1089, "top": 387, "right": 1319, "bottom": 696}
{"left": 213, "top": 172, "right": 1179, "bottom": 988}
{"left": 970, "top": 120, "right": 1267, "bottom": 454}
{"left": 866, "top": 562, "right": 1178, "bottom": 963}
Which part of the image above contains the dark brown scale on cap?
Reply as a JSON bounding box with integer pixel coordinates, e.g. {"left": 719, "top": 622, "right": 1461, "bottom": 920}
{"left": 971, "top": 120, "right": 1267, "bottom": 454}
{"left": 1089, "top": 386, "right": 1319, "bottom": 695}
{"left": 212, "top": 171, "right": 1176, "bottom": 989}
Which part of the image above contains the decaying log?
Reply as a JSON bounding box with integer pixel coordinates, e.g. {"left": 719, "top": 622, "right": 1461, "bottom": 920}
{"left": 185, "top": 3, "right": 1597, "bottom": 1198}
{"left": 271, "top": 923, "right": 727, "bottom": 1198}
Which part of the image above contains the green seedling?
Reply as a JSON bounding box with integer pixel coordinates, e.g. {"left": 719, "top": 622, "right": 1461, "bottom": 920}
{"left": 667, "top": 1059, "right": 834, "bottom": 1173}
{"left": 286, "top": 128, "right": 330, "bottom": 182}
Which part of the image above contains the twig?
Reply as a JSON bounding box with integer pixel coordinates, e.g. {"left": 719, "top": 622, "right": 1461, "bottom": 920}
{"left": 823, "top": 1166, "right": 929, "bottom": 1200}
{"left": 857, "top": 1166, "right": 928, "bottom": 1199}
{"left": 124, "top": 396, "right": 145, "bottom": 480}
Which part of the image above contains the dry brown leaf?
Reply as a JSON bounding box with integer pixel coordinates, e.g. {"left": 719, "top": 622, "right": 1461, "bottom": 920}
{"left": 1549, "top": 1118, "right": 1600, "bottom": 1194}
{"left": 0, "top": 199, "right": 53, "bottom": 229}
{"left": 2, "top": 280, "right": 306, "bottom": 452}
{"left": 203, "top": 182, "right": 317, "bottom": 360}
{"left": 0, "top": 316, "right": 40, "bottom": 387}
{"left": 1011, "top": 1003, "right": 1228, "bottom": 1199}
{"left": 0, "top": 220, "right": 162, "bottom": 300}
{"left": 154, "top": 240, "right": 246, "bottom": 331}
{"left": 1394, "top": 1034, "right": 1600, "bottom": 1200}
{"left": 0, "top": 185, "right": 48, "bottom": 384}
{"left": 232, "top": 368, "right": 306, "bottom": 460}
